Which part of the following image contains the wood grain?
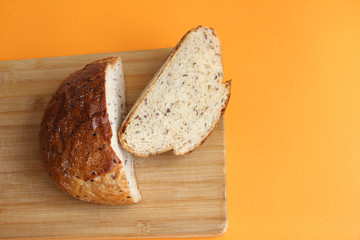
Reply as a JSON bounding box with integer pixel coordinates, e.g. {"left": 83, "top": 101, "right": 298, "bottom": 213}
{"left": 0, "top": 48, "right": 227, "bottom": 239}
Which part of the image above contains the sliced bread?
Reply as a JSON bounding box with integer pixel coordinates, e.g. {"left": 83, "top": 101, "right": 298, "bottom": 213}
{"left": 119, "top": 26, "right": 231, "bottom": 156}
{"left": 39, "top": 57, "right": 140, "bottom": 204}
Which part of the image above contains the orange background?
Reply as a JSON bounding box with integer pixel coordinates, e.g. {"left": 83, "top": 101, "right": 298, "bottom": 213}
{"left": 1, "top": 0, "right": 360, "bottom": 239}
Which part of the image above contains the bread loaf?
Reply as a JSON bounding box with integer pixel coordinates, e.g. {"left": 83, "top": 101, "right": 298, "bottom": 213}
{"left": 39, "top": 57, "right": 140, "bottom": 204}
{"left": 119, "top": 26, "right": 231, "bottom": 156}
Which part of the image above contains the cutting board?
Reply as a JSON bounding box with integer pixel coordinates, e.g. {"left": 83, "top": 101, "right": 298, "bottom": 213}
{"left": 0, "top": 48, "right": 227, "bottom": 239}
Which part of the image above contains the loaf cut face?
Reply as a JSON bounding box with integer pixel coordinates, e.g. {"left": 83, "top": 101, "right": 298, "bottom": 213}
{"left": 119, "top": 26, "right": 231, "bottom": 156}
{"left": 39, "top": 57, "right": 140, "bottom": 204}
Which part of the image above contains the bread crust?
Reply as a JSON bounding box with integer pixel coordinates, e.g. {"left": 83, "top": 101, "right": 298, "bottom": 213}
{"left": 119, "top": 26, "right": 231, "bottom": 157}
{"left": 39, "top": 57, "right": 135, "bottom": 204}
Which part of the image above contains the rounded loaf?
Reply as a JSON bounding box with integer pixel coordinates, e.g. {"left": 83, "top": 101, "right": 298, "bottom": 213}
{"left": 39, "top": 57, "right": 140, "bottom": 204}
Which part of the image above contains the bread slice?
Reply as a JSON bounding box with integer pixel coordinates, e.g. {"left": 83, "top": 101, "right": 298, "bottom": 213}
{"left": 119, "top": 26, "right": 231, "bottom": 156}
{"left": 39, "top": 57, "right": 140, "bottom": 204}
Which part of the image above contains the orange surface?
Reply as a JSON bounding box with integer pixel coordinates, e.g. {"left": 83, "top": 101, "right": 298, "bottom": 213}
{"left": 1, "top": 0, "right": 360, "bottom": 239}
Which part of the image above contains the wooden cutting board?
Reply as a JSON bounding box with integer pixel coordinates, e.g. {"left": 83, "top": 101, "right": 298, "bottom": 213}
{"left": 0, "top": 48, "right": 227, "bottom": 239}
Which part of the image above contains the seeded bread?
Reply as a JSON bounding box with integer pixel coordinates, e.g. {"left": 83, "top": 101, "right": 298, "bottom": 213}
{"left": 39, "top": 57, "right": 140, "bottom": 204}
{"left": 119, "top": 26, "right": 231, "bottom": 156}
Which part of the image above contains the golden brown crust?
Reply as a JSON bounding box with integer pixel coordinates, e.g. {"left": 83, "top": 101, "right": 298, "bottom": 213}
{"left": 64, "top": 165, "right": 134, "bottom": 205}
{"left": 39, "top": 57, "right": 135, "bottom": 204}
{"left": 119, "top": 26, "right": 230, "bottom": 157}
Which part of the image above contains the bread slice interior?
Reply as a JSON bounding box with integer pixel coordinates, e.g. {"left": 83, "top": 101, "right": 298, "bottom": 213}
{"left": 119, "top": 26, "right": 231, "bottom": 156}
{"left": 106, "top": 61, "right": 140, "bottom": 202}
